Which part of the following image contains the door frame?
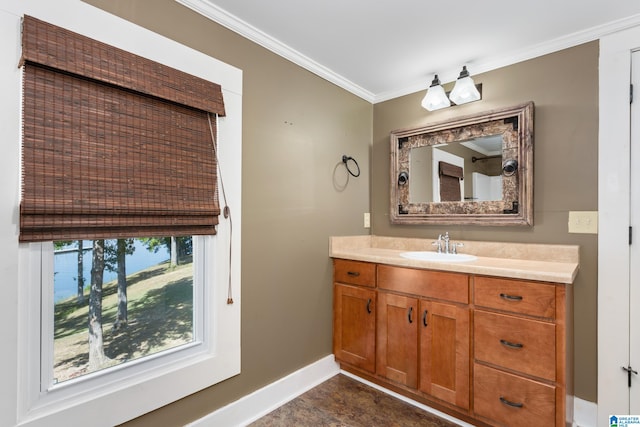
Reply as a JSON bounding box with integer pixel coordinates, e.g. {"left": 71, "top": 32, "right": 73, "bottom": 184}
{"left": 631, "top": 49, "right": 640, "bottom": 416}
{"left": 598, "top": 26, "right": 640, "bottom": 426}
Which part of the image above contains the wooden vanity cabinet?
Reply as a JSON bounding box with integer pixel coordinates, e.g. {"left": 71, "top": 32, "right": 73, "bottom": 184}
{"left": 333, "top": 260, "right": 376, "bottom": 373}
{"left": 332, "top": 260, "right": 572, "bottom": 427}
{"left": 377, "top": 265, "right": 470, "bottom": 410}
{"left": 472, "top": 276, "right": 571, "bottom": 427}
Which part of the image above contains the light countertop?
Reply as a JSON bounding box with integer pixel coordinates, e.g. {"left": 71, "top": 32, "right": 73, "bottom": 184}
{"left": 330, "top": 235, "right": 579, "bottom": 284}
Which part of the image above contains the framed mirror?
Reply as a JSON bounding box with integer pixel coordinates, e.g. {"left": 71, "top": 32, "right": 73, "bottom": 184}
{"left": 390, "top": 102, "right": 534, "bottom": 226}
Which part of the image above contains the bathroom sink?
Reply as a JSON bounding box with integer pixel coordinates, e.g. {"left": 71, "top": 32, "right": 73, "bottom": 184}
{"left": 399, "top": 251, "right": 477, "bottom": 263}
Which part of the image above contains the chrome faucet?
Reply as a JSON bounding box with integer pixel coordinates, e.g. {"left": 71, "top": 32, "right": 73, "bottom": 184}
{"left": 443, "top": 232, "right": 450, "bottom": 254}
{"left": 432, "top": 232, "right": 463, "bottom": 254}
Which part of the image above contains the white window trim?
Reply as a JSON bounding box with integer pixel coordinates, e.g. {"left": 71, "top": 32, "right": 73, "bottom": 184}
{"left": 1, "top": 1, "right": 243, "bottom": 426}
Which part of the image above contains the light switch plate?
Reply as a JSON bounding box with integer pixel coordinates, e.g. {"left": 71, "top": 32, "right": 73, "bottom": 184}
{"left": 364, "top": 212, "right": 370, "bottom": 228}
{"left": 568, "top": 211, "right": 598, "bottom": 234}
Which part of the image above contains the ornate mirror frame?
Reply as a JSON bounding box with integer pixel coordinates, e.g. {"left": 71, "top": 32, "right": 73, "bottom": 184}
{"left": 390, "top": 102, "right": 534, "bottom": 226}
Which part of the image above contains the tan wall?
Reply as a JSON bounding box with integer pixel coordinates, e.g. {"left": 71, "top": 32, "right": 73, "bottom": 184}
{"left": 81, "top": 1, "right": 372, "bottom": 425}
{"left": 373, "top": 42, "right": 599, "bottom": 402}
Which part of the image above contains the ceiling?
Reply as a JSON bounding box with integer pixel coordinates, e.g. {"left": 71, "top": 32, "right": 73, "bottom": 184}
{"left": 177, "top": 0, "right": 640, "bottom": 103}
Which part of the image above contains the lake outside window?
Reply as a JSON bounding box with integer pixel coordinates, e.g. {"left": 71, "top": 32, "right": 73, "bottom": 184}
{"left": 51, "top": 237, "right": 195, "bottom": 385}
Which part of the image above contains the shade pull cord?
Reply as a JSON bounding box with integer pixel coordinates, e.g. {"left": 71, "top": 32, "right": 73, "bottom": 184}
{"left": 208, "top": 113, "right": 233, "bottom": 304}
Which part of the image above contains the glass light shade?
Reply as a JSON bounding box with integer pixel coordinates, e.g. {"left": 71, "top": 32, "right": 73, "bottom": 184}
{"left": 421, "top": 84, "right": 450, "bottom": 111}
{"left": 449, "top": 75, "right": 481, "bottom": 105}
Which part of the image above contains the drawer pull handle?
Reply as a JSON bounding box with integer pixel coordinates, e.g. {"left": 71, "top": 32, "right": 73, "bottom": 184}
{"left": 423, "top": 310, "right": 428, "bottom": 327}
{"left": 366, "top": 298, "right": 372, "bottom": 314}
{"left": 499, "top": 396, "right": 524, "bottom": 408}
{"left": 500, "top": 339, "right": 524, "bottom": 349}
{"left": 347, "top": 271, "right": 360, "bottom": 277}
{"left": 500, "top": 293, "right": 523, "bottom": 301}
{"left": 408, "top": 307, "right": 414, "bottom": 324}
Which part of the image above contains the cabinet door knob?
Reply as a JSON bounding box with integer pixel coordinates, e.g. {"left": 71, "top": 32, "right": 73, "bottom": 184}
{"left": 408, "top": 307, "right": 414, "bottom": 324}
{"left": 500, "top": 339, "right": 524, "bottom": 349}
{"left": 500, "top": 293, "right": 523, "bottom": 301}
{"left": 499, "top": 396, "right": 524, "bottom": 408}
{"left": 366, "top": 298, "right": 372, "bottom": 314}
{"left": 422, "top": 309, "right": 428, "bottom": 327}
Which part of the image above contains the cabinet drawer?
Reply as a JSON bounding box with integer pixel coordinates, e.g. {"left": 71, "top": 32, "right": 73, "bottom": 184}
{"left": 377, "top": 265, "right": 468, "bottom": 303}
{"left": 474, "top": 276, "right": 556, "bottom": 318}
{"left": 474, "top": 363, "right": 555, "bottom": 427}
{"left": 334, "top": 259, "right": 376, "bottom": 287}
{"left": 474, "top": 310, "right": 555, "bottom": 381}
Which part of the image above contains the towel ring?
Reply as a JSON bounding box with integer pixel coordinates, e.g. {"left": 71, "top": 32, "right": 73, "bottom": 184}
{"left": 342, "top": 155, "right": 360, "bottom": 177}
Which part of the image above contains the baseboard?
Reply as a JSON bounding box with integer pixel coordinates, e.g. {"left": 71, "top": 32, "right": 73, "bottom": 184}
{"left": 187, "top": 355, "right": 340, "bottom": 427}
{"left": 188, "top": 354, "right": 597, "bottom": 427}
{"left": 573, "top": 397, "right": 597, "bottom": 427}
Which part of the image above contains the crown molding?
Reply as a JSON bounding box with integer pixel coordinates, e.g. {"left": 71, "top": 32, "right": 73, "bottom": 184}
{"left": 175, "top": 0, "right": 375, "bottom": 102}
{"left": 177, "top": 0, "right": 640, "bottom": 105}
{"left": 375, "top": 12, "right": 640, "bottom": 103}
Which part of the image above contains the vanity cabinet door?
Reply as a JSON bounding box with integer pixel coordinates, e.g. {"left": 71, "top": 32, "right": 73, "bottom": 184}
{"left": 419, "top": 299, "right": 470, "bottom": 409}
{"left": 376, "top": 292, "right": 418, "bottom": 388}
{"left": 333, "top": 284, "right": 376, "bottom": 373}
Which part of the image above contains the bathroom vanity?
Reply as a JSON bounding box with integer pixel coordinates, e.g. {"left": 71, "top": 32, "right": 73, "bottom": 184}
{"left": 331, "top": 235, "right": 578, "bottom": 427}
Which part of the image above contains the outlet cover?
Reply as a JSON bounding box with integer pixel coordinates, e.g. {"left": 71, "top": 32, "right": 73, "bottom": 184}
{"left": 364, "top": 212, "right": 371, "bottom": 228}
{"left": 568, "top": 211, "right": 598, "bottom": 234}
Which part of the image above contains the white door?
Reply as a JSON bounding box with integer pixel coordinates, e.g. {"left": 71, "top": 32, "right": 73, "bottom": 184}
{"left": 630, "top": 50, "right": 640, "bottom": 414}
{"left": 598, "top": 27, "right": 640, "bottom": 427}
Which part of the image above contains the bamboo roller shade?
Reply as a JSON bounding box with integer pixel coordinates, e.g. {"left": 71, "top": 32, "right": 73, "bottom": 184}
{"left": 439, "top": 161, "right": 463, "bottom": 202}
{"left": 20, "top": 16, "right": 225, "bottom": 242}
{"left": 20, "top": 16, "right": 225, "bottom": 116}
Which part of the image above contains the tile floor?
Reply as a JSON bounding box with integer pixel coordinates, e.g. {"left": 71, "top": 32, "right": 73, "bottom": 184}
{"left": 249, "top": 374, "right": 460, "bottom": 427}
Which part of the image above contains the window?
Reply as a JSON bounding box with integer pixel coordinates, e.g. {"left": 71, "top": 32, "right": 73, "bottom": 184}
{"left": 12, "top": 10, "right": 241, "bottom": 427}
{"left": 49, "top": 237, "right": 197, "bottom": 385}
{"left": 43, "top": 236, "right": 207, "bottom": 387}
{"left": 21, "top": 235, "right": 221, "bottom": 425}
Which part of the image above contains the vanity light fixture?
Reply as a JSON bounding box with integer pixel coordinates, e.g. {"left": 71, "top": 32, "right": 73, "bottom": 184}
{"left": 421, "top": 75, "right": 450, "bottom": 111}
{"left": 449, "top": 66, "right": 481, "bottom": 105}
{"left": 421, "top": 66, "right": 482, "bottom": 111}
